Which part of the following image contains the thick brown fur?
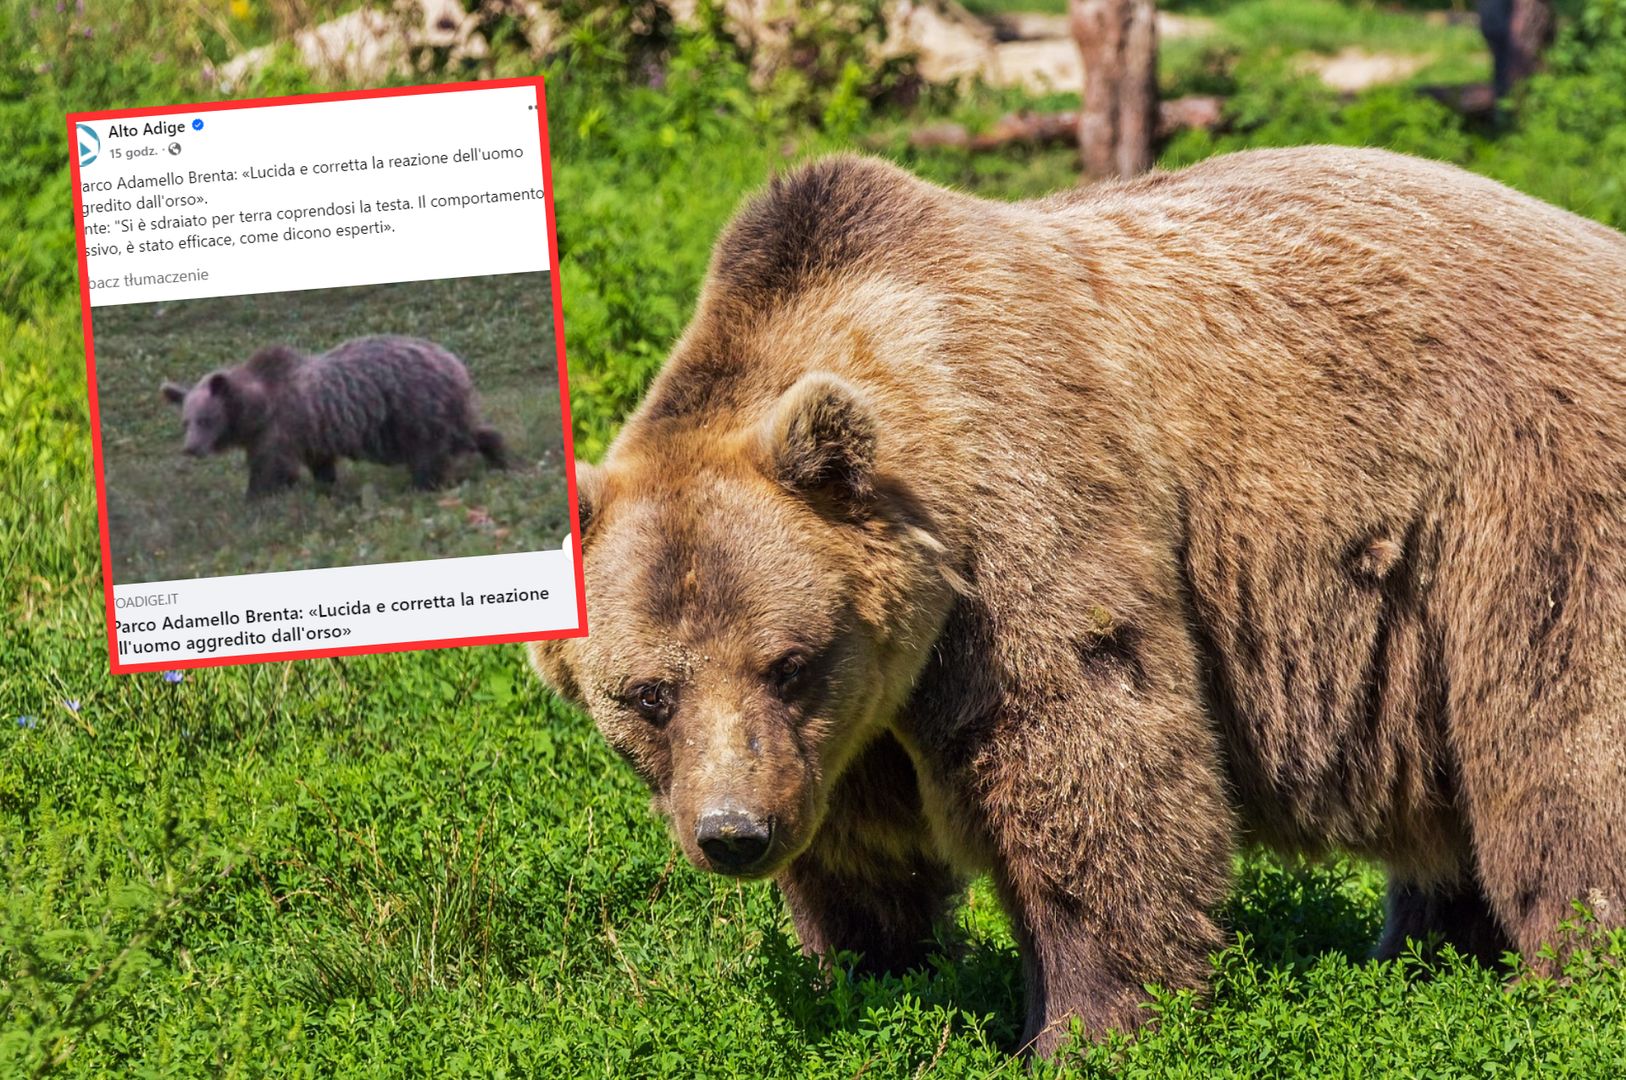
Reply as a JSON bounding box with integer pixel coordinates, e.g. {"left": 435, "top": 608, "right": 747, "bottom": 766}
{"left": 161, "top": 335, "right": 507, "bottom": 497}
{"left": 531, "top": 147, "right": 1626, "bottom": 1057}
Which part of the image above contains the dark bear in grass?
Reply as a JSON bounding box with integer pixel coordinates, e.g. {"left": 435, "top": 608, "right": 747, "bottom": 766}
{"left": 161, "top": 335, "right": 507, "bottom": 498}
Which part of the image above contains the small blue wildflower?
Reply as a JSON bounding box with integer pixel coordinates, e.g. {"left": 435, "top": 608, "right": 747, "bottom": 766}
{"left": 16, "top": 715, "right": 37, "bottom": 729}
{"left": 63, "top": 698, "right": 81, "bottom": 713}
{"left": 162, "top": 671, "right": 185, "bottom": 684}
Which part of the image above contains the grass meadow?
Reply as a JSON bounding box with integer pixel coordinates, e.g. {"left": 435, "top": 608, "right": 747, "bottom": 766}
{"left": 5, "top": 0, "right": 1626, "bottom": 1075}
{"left": 91, "top": 272, "right": 570, "bottom": 584}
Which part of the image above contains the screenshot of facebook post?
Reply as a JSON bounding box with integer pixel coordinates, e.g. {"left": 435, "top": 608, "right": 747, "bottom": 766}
{"left": 68, "top": 78, "right": 587, "bottom": 673}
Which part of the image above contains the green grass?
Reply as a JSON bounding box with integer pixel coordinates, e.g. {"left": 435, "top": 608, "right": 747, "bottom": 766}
{"left": 954, "top": 0, "right": 1491, "bottom": 94}
{"left": 1168, "top": 0, "right": 1480, "bottom": 56}
{"left": 90, "top": 272, "right": 569, "bottom": 583}
{"left": 962, "top": 0, "right": 1070, "bottom": 14}
{"left": 6, "top": 0, "right": 1626, "bottom": 1075}
{"left": 1160, "top": 0, "right": 1491, "bottom": 93}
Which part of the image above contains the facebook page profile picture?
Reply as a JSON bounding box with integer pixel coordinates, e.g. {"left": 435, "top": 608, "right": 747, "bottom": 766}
{"left": 77, "top": 123, "right": 100, "bottom": 167}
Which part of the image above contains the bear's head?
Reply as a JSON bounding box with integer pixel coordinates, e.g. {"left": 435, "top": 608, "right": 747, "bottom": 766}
{"left": 532, "top": 371, "right": 960, "bottom": 880}
{"left": 161, "top": 370, "right": 265, "bottom": 456}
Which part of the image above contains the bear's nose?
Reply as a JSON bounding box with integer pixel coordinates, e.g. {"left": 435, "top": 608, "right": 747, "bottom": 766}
{"left": 695, "top": 811, "right": 773, "bottom": 873}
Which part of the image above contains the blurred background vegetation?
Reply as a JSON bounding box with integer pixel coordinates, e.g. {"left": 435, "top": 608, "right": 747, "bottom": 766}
{"left": 3, "top": 0, "right": 1625, "bottom": 1075}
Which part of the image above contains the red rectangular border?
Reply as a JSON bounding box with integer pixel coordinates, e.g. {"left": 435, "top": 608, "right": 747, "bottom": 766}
{"left": 67, "top": 76, "right": 590, "bottom": 674}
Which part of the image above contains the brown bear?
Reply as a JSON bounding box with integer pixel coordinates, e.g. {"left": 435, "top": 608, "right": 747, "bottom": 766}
{"left": 161, "top": 334, "right": 507, "bottom": 498}
{"left": 530, "top": 146, "right": 1626, "bottom": 1056}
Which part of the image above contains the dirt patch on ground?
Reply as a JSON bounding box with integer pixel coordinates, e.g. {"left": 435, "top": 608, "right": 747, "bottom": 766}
{"left": 1295, "top": 47, "right": 1434, "bottom": 92}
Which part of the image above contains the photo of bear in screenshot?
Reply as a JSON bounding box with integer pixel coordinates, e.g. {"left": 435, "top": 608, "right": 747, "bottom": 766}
{"left": 95, "top": 272, "right": 563, "bottom": 584}
{"left": 162, "top": 335, "right": 509, "bottom": 497}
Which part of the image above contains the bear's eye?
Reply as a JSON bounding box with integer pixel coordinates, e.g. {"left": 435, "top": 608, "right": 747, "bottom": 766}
{"left": 769, "top": 653, "right": 806, "bottom": 693}
{"left": 628, "top": 681, "right": 672, "bottom": 725}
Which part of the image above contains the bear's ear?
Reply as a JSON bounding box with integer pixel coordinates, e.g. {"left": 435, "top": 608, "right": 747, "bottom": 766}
{"left": 527, "top": 639, "right": 585, "bottom": 708}
{"left": 206, "top": 372, "right": 233, "bottom": 399}
{"left": 760, "top": 372, "right": 877, "bottom": 511}
{"left": 572, "top": 459, "right": 604, "bottom": 539}
{"left": 160, "top": 380, "right": 189, "bottom": 405}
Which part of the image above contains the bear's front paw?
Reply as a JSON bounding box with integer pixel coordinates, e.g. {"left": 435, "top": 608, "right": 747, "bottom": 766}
{"left": 1022, "top": 983, "right": 1150, "bottom": 1059}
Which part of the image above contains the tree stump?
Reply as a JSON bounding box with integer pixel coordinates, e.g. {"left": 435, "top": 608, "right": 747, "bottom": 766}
{"left": 1479, "top": 0, "right": 1555, "bottom": 97}
{"left": 1070, "top": 0, "right": 1159, "bottom": 179}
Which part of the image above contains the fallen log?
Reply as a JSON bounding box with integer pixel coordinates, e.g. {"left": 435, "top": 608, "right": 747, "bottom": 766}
{"left": 974, "top": 109, "right": 1079, "bottom": 150}
{"left": 1157, "top": 94, "right": 1224, "bottom": 138}
{"left": 906, "top": 95, "right": 1224, "bottom": 152}
{"left": 1416, "top": 82, "right": 1498, "bottom": 120}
